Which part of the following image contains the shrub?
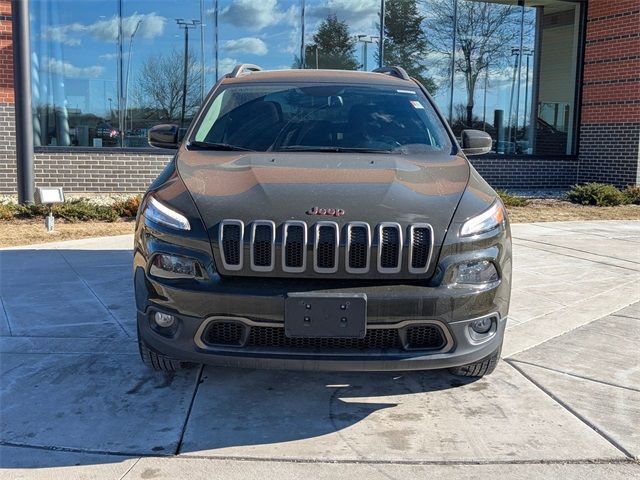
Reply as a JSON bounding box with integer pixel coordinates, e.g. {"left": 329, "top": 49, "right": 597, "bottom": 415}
{"left": 112, "top": 195, "right": 141, "bottom": 218}
{"left": 497, "top": 190, "right": 529, "bottom": 207}
{"left": 0, "top": 202, "right": 13, "bottom": 220}
{"left": 623, "top": 186, "right": 640, "bottom": 205}
{"left": 566, "top": 183, "right": 626, "bottom": 207}
{"left": 53, "top": 199, "right": 119, "bottom": 222}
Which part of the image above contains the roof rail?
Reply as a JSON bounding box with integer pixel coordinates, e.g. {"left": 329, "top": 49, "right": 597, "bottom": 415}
{"left": 227, "top": 64, "right": 263, "bottom": 78}
{"left": 372, "top": 66, "right": 411, "bottom": 81}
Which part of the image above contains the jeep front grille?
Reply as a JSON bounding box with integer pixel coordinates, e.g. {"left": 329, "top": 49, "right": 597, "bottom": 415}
{"left": 217, "top": 220, "right": 433, "bottom": 276}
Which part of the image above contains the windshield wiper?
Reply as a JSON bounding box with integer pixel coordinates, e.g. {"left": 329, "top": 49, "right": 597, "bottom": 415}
{"left": 275, "top": 145, "right": 394, "bottom": 154}
{"left": 187, "top": 141, "right": 254, "bottom": 151}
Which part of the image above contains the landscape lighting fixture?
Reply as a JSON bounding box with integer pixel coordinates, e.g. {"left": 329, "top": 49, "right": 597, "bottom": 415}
{"left": 35, "top": 187, "right": 64, "bottom": 232}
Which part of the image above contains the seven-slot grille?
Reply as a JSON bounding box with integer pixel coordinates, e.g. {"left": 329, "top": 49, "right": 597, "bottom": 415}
{"left": 218, "top": 220, "right": 433, "bottom": 275}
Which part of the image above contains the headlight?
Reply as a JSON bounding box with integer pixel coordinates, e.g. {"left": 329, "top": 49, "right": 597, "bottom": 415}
{"left": 460, "top": 201, "right": 505, "bottom": 237}
{"left": 144, "top": 197, "right": 190, "bottom": 231}
{"left": 453, "top": 260, "right": 499, "bottom": 285}
{"left": 150, "top": 253, "right": 203, "bottom": 279}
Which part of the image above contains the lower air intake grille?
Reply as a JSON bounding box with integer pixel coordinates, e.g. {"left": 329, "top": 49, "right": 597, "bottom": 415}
{"left": 247, "top": 326, "right": 403, "bottom": 350}
{"left": 405, "top": 324, "right": 446, "bottom": 350}
{"left": 203, "top": 321, "right": 244, "bottom": 346}
{"left": 202, "top": 322, "right": 447, "bottom": 352}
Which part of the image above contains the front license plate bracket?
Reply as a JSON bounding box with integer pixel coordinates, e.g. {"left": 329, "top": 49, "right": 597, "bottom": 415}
{"left": 284, "top": 293, "right": 367, "bottom": 339}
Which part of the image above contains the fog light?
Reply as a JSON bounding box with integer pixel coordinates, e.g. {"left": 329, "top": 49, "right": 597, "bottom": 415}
{"left": 470, "top": 317, "right": 493, "bottom": 334}
{"left": 151, "top": 254, "right": 201, "bottom": 279}
{"left": 154, "top": 312, "right": 176, "bottom": 328}
{"left": 454, "top": 260, "right": 499, "bottom": 285}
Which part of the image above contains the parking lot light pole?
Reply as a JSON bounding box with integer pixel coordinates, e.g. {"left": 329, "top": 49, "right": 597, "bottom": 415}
{"left": 378, "top": 0, "right": 385, "bottom": 68}
{"left": 176, "top": 19, "right": 200, "bottom": 129}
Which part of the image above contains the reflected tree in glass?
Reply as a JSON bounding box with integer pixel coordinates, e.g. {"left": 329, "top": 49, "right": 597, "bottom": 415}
{"left": 424, "top": 0, "right": 523, "bottom": 128}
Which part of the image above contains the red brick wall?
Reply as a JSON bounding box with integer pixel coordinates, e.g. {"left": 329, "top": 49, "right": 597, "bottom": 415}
{"left": 0, "top": 0, "right": 12, "bottom": 104}
{"left": 578, "top": 0, "right": 640, "bottom": 186}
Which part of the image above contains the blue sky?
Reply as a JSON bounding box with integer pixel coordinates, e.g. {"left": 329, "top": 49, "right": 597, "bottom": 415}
{"left": 29, "top": 0, "right": 538, "bottom": 123}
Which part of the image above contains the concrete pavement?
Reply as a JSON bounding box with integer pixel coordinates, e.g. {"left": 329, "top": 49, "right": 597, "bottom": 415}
{"left": 1, "top": 220, "right": 639, "bottom": 479}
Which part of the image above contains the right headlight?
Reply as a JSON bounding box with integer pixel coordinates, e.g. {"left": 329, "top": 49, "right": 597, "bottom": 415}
{"left": 460, "top": 201, "right": 505, "bottom": 237}
{"left": 143, "top": 197, "right": 191, "bottom": 231}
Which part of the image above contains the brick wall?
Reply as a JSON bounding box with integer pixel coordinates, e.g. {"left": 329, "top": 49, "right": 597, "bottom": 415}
{"left": 577, "top": 0, "right": 640, "bottom": 186}
{"left": 469, "top": 156, "right": 578, "bottom": 189}
{"left": 0, "top": 149, "right": 173, "bottom": 193}
{"left": 0, "top": 0, "right": 14, "bottom": 195}
{"left": 0, "top": 0, "right": 12, "bottom": 104}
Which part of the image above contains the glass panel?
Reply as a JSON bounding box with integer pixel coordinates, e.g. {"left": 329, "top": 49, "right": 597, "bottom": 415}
{"left": 30, "top": 0, "right": 119, "bottom": 147}
{"left": 217, "top": 0, "right": 302, "bottom": 74}
{"left": 303, "top": 0, "right": 380, "bottom": 71}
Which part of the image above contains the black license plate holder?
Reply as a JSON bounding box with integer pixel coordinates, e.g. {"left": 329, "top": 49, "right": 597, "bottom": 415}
{"left": 285, "top": 293, "right": 367, "bottom": 339}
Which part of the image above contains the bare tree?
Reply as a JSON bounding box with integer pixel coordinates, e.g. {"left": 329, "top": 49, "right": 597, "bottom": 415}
{"left": 424, "top": 0, "right": 523, "bottom": 126}
{"left": 135, "top": 50, "right": 202, "bottom": 122}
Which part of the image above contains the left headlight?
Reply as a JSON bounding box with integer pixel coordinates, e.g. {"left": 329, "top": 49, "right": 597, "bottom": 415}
{"left": 143, "top": 197, "right": 191, "bottom": 231}
{"left": 460, "top": 200, "right": 505, "bottom": 237}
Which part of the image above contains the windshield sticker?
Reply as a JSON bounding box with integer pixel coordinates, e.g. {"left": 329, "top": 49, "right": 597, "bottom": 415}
{"left": 397, "top": 89, "right": 416, "bottom": 94}
{"left": 410, "top": 100, "right": 424, "bottom": 109}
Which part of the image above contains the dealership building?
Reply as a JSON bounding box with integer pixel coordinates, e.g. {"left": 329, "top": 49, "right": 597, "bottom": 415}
{"left": 0, "top": 0, "right": 638, "bottom": 198}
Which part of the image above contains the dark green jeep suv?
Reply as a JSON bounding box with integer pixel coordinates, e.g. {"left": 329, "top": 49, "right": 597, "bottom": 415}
{"left": 134, "top": 65, "right": 511, "bottom": 377}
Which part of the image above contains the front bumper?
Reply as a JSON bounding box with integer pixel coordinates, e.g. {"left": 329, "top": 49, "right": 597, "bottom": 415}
{"left": 135, "top": 266, "right": 509, "bottom": 371}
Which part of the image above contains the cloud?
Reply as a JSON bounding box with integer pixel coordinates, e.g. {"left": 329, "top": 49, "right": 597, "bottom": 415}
{"left": 213, "top": 0, "right": 288, "bottom": 31}
{"left": 218, "top": 57, "right": 239, "bottom": 76}
{"left": 307, "top": 0, "right": 380, "bottom": 31}
{"left": 43, "top": 12, "right": 166, "bottom": 46}
{"left": 44, "top": 58, "right": 105, "bottom": 78}
{"left": 223, "top": 37, "right": 268, "bottom": 56}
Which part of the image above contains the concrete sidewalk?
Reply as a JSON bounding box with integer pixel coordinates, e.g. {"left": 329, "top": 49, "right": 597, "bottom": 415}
{"left": 1, "top": 221, "right": 639, "bottom": 479}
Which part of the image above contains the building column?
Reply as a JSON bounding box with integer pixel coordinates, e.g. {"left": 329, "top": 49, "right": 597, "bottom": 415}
{"left": 578, "top": 0, "right": 640, "bottom": 187}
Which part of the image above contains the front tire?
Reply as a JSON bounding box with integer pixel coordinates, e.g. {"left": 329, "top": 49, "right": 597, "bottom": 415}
{"left": 449, "top": 343, "right": 502, "bottom": 378}
{"left": 138, "top": 337, "right": 183, "bottom": 372}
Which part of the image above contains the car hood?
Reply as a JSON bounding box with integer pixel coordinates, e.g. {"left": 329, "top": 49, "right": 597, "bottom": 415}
{"left": 177, "top": 150, "right": 469, "bottom": 246}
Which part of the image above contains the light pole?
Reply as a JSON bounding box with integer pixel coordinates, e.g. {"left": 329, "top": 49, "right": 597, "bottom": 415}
{"left": 378, "top": 0, "right": 385, "bottom": 68}
{"left": 356, "top": 35, "right": 378, "bottom": 71}
{"left": 199, "top": 0, "right": 205, "bottom": 102}
{"left": 176, "top": 19, "right": 200, "bottom": 129}
{"left": 448, "top": 0, "right": 458, "bottom": 125}
{"left": 124, "top": 20, "right": 142, "bottom": 138}
{"left": 300, "top": 0, "right": 306, "bottom": 68}
{"left": 522, "top": 48, "right": 533, "bottom": 135}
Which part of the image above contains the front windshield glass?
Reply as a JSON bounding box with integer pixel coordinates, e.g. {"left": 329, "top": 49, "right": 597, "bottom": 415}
{"left": 192, "top": 83, "right": 451, "bottom": 154}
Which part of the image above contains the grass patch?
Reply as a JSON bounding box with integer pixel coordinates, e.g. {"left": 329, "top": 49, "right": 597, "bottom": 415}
{"left": 497, "top": 190, "right": 529, "bottom": 207}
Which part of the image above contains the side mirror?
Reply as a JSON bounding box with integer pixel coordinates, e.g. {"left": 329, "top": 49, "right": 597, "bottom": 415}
{"left": 461, "top": 129, "right": 492, "bottom": 156}
{"left": 148, "top": 124, "right": 180, "bottom": 149}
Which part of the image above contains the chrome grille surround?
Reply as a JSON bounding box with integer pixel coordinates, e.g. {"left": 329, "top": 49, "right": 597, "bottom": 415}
{"left": 345, "top": 222, "right": 371, "bottom": 274}
{"left": 249, "top": 220, "right": 276, "bottom": 272}
{"left": 218, "top": 219, "right": 244, "bottom": 271}
{"left": 377, "top": 222, "right": 403, "bottom": 274}
{"left": 313, "top": 221, "right": 340, "bottom": 274}
{"left": 195, "top": 316, "right": 455, "bottom": 354}
{"left": 408, "top": 223, "right": 434, "bottom": 274}
{"left": 217, "top": 220, "right": 434, "bottom": 276}
{"left": 282, "top": 220, "right": 308, "bottom": 273}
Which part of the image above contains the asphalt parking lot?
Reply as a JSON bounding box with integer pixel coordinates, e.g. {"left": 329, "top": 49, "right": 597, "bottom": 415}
{"left": 1, "top": 220, "right": 639, "bottom": 479}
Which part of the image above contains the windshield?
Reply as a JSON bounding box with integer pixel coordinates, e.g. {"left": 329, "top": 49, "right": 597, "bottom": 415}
{"left": 192, "top": 83, "right": 451, "bottom": 154}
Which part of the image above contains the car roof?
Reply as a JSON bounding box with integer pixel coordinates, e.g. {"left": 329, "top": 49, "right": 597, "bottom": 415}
{"left": 221, "top": 69, "right": 417, "bottom": 87}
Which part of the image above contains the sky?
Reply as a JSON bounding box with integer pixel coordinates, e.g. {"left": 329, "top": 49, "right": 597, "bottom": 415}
{"left": 29, "top": 0, "right": 538, "bottom": 123}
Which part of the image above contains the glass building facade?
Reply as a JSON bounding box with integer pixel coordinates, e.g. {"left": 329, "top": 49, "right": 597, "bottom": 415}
{"left": 29, "top": 0, "right": 585, "bottom": 156}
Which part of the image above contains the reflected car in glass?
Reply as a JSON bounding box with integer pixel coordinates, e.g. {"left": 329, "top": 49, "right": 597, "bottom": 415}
{"left": 134, "top": 65, "right": 511, "bottom": 377}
